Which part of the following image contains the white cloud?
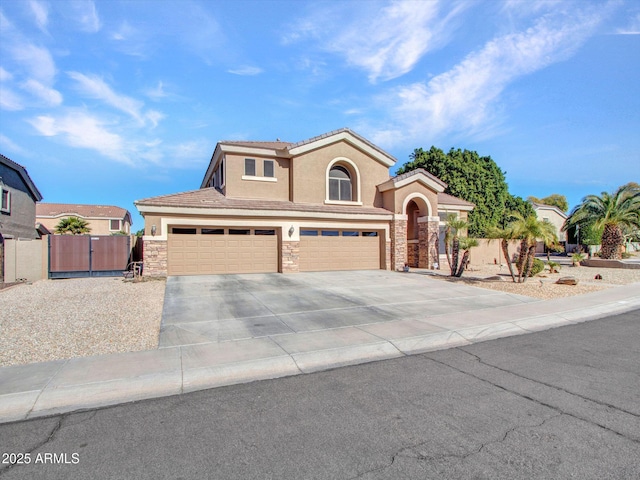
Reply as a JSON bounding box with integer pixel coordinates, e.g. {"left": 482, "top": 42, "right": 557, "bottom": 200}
{"left": 286, "top": 0, "right": 467, "bottom": 82}
{"left": 28, "top": 111, "right": 127, "bottom": 163}
{"left": 8, "top": 42, "right": 57, "bottom": 84}
{"left": 368, "top": 6, "right": 609, "bottom": 146}
{"left": 68, "top": 0, "right": 101, "bottom": 33}
{"left": 0, "top": 134, "right": 27, "bottom": 155}
{"left": 227, "top": 66, "right": 264, "bottom": 76}
{"left": 0, "top": 67, "right": 13, "bottom": 82}
{"left": 145, "top": 81, "right": 168, "bottom": 100}
{"left": 68, "top": 71, "right": 163, "bottom": 127}
{"left": 0, "top": 87, "right": 24, "bottom": 111}
{"left": 29, "top": 0, "right": 49, "bottom": 32}
{"left": 21, "top": 79, "right": 62, "bottom": 106}
{"left": 616, "top": 13, "right": 640, "bottom": 34}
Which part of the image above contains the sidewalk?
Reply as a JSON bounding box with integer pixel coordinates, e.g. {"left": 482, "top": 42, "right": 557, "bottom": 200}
{"left": 1, "top": 282, "right": 639, "bottom": 424}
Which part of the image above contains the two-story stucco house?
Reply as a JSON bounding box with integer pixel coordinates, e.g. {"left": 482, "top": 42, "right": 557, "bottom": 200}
{"left": 36, "top": 203, "right": 132, "bottom": 235}
{"left": 532, "top": 202, "right": 568, "bottom": 253}
{"left": 135, "top": 128, "right": 473, "bottom": 276}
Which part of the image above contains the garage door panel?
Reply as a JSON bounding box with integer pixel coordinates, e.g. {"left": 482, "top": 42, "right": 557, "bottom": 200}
{"left": 168, "top": 231, "right": 277, "bottom": 276}
{"left": 299, "top": 231, "right": 380, "bottom": 272}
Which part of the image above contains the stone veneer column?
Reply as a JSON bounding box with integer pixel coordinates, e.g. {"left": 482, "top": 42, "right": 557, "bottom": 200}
{"left": 143, "top": 239, "right": 168, "bottom": 276}
{"left": 417, "top": 220, "right": 429, "bottom": 269}
{"left": 385, "top": 240, "right": 391, "bottom": 271}
{"left": 390, "top": 217, "right": 408, "bottom": 271}
{"left": 281, "top": 241, "right": 300, "bottom": 273}
{"left": 427, "top": 220, "right": 440, "bottom": 269}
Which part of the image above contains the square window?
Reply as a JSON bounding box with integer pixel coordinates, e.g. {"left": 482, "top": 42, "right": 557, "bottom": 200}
{"left": 1, "top": 188, "right": 9, "bottom": 213}
{"left": 264, "top": 160, "right": 274, "bottom": 178}
{"left": 110, "top": 219, "right": 120, "bottom": 230}
{"left": 245, "top": 158, "right": 256, "bottom": 176}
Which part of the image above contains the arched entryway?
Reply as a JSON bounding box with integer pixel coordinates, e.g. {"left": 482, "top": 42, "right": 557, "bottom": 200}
{"left": 402, "top": 194, "right": 434, "bottom": 269}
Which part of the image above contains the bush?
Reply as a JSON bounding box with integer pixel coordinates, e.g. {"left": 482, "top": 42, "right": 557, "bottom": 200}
{"left": 547, "top": 260, "right": 560, "bottom": 273}
{"left": 530, "top": 258, "right": 544, "bottom": 276}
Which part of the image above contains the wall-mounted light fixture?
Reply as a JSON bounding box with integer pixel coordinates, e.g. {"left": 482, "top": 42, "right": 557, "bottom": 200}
{"left": 151, "top": 225, "right": 157, "bottom": 236}
{"left": 288, "top": 225, "right": 295, "bottom": 237}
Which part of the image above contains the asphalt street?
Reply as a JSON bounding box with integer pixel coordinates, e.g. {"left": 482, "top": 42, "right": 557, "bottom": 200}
{"left": 1, "top": 309, "right": 639, "bottom": 479}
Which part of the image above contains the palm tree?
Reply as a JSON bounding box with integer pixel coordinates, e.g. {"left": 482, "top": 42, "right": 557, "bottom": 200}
{"left": 486, "top": 224, "right": 517, "bottom": 283}
{"left": 454, "top": 237, "right": 479, "bottom": 277}
{"left": 444, "top": 215, "right": 468, "bottom": 276}
{"left": 564, "top": 184, "right": 640, "bottom": 260}
{"left": 55, "top": 216, "right": 91, "bottom": 235}
{"left": 510, "top": 213, "right": 558, "bottom": 283}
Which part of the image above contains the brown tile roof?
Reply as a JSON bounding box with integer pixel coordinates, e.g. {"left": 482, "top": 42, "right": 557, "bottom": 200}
{"left": 136, "top": 188, "right": 393, "bottom": 217}
{"left": 36, "top": 203, "right": 131, "bottom": 220}
{"left": 390, "top": 168, "right": 447, "bottom": 189}
{"left": 437, "top": 192, "right": 475, "bottom": 207}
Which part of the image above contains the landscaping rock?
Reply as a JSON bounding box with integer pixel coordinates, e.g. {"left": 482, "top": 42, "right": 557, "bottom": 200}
{"left": 556, "top": 276, "right": 579, "bottom": 286}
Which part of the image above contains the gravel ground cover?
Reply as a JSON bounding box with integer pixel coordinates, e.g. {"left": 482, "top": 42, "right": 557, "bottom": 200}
{"left": 0, "top": 277, "right": 165, "bottom": 367}
{"left": 426, "top": 261, "right": 640, "bottom": 300}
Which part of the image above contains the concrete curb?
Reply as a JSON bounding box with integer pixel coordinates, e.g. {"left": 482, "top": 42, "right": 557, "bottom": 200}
{"left": 1, "top": 284, "right": 639, "bottom": 424}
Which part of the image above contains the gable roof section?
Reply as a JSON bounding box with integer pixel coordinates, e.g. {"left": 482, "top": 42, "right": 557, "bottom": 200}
{"left": 286, "top": 128, "right": 397, "bottom": 167}
{"left": 378, "top": 168, "right": 447, "bottom": 194}
{"left": 201, "top": 128, "right": 396, "bottom": 188}
{"left": 36, "top": 203, "right": 132, "bottom": 222}
{"left": 136, "top": 187, "right": 392, "bottom": 218}
{"left": 532, "top": 202, "right": 567, "bottom": 219}
{"left": 0, "top": 154, "right": 43, "bottom": 201}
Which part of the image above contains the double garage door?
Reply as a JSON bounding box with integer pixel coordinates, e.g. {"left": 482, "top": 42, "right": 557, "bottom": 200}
{"left": 168, "top": 227, "right": 278, "bottom": 276}
{"left": 167, "top": 226, "right": 382, "bottom": 276}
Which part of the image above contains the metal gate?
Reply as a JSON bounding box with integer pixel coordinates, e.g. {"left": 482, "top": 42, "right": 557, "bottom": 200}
{"left": 49, "top": 235, "right": 131, "bottom": 278}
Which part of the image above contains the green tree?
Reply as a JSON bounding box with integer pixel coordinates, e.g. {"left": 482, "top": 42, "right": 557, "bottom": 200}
{"left": 486, "top": 224, "right": 518, "bottom": 283}
{"left": 527, "top": 194, "right": 569, "bottom": 212}
{"left": 564, "top": 184, "right": 640, "bottom": 259}
{"left": 511, "top": 213, "right": 558, "bottom": 283}
{"left": 54, "top": 216, "right": 91, "bottom": 235}
{"left": 397, "top": 147, "right": 510, "bottom": 237}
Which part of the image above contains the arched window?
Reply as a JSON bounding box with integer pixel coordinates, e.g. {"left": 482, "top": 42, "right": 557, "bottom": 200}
{"left": 328, "top": 165, "right": 352, "bottom": 201}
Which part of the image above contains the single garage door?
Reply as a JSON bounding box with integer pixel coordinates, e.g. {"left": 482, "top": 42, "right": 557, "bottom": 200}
{"left": 299, "top": 229, "right": 381, "bottom": 272}
{"left": 168, "top": 227, "right": 278, "bottom": 276}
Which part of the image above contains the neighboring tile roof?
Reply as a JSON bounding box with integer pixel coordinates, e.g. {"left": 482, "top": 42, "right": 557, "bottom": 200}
{"left": 36, "top": 203, "right": 132, "bottom": 220}
{"left": 389, "top": 168, "right": 447, "bottom": 189}
{"left": 437, "top": 192, "right": 475, "bottom": 207}
{"left": 0, "top": 153, "right": 43, "bottom": 201}
{"left": 136, "top": 188, "right": 393, "bottom": 217}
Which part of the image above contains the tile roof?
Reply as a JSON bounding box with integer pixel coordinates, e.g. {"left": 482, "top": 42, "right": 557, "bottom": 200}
{"left": 0, "top": 153, "right": 43, "bottom": 201}
{"left": 219, "top": 141, "right": 293, "bottom": 150}
{"left": 437, "top": 192, "right": 475, "bottom": 207}
{"left": 390, "top": 168, "right": 447, "bottom": 189}
{"left": 136, "top": 188, "right": 393, "bottom": 217}
{"left": 36, "top": 203, "right": 131, "bottom": 220}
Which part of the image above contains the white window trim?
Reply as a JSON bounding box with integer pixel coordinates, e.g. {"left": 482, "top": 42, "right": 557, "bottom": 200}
{"left": 1, "top": 188, "right": 10, "bottom": 213}
{"left": 325, "top": 157, "right": 361, "bottom": 205}
{"left": 242, "top": 175, "right": 278, "bottom": 183}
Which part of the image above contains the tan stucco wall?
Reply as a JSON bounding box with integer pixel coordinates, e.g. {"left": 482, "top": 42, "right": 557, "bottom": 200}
{"left": 534, "top": 208, "right": 567, "bottom": 242}
{"left": 386, "top": 183, "right": 439, "bottom": 216}
{"left": 291, "top": 141, "right": 390, "bottom": 207}
{"left": 224, "top": 153, "right": 290, "bottom": 201}
{"left": 37, "top": 217, "right": 131, "bottom": 235}
{"left": 3, "top": 238, "right": 44, "bottom": 282}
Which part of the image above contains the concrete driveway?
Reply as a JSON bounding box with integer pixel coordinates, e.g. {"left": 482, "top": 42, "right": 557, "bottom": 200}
{"left": 159, "top": 270, "right": 537, "bottom": 348}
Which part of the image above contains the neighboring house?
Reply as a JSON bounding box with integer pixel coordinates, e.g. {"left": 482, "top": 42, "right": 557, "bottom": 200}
{"left": 0, "top": 154, "right": 43, "bottom": 240}
{"left": 135, "top": 128, "right": 474, "bottom": 276}
{"left": 36, "top": 203, "right": 132, "bottom": 235}
{"left": 532, "top": 202, "right": 568, "bottom": 252}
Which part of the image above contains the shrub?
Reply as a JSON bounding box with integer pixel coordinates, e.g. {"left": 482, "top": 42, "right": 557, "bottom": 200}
{"left": 530, "top": 258, "right": 545, "bottom": 276}
{"left": 547, "top": 260, "right": 560, "bottom": 273}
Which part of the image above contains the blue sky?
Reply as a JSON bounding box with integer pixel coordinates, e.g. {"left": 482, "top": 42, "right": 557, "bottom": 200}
{"left": 1, "top": 0, "right": 639, "bottom": 232}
